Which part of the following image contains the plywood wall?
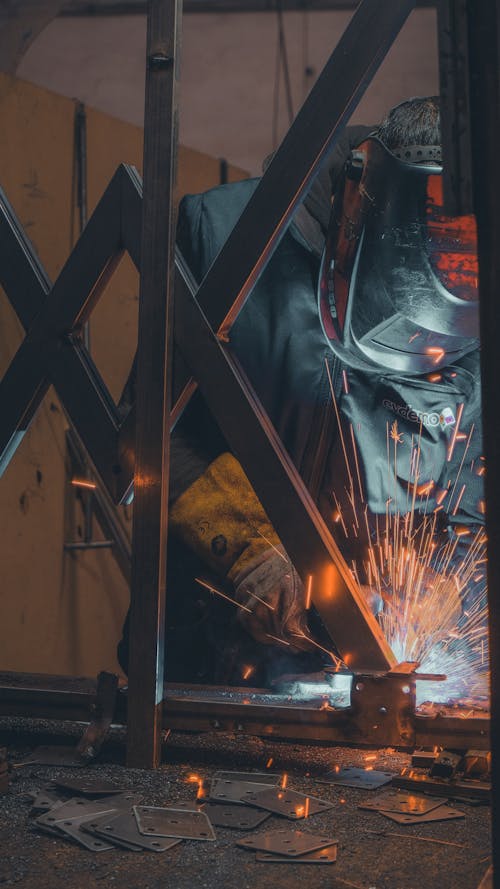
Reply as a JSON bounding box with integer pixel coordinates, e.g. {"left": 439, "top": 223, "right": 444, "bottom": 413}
{"left": 0, "top": 73, "right": 247, "bottom": 677}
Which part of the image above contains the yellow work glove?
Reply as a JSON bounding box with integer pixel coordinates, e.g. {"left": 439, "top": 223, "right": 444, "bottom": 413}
{"left": 169, "top": 453, "right": 313, "bottom": 650}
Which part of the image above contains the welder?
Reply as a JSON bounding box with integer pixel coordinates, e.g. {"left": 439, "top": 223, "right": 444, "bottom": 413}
{"left": 118, "top": 96, "right": 483, "bottom": 685}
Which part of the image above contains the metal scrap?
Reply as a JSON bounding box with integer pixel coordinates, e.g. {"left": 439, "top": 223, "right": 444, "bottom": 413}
{"left": 45, "top": 813, "right": 115, "bottom": 852}
{"left": 358, "top": 792, "right": 448, "bottom": 815}
{"left": 237, "top": 828, "right": 338, "bottom": 857}
{"left": 35, "top": 793, "right": 142, "bottom": 826}
{"left": 364, "top": 829, "right": 465, "bottom": 847}
{"left": 202, "top": 802, "right": 270, "bottom": 829}
{"left": 213, "top": 770, "right": 280, "bottom": 785}
{"left": 318, "top": 766, "right": 393, "bottom": 790}
{"left": 429, "top": 750, "right": 463, "bottom": 779}
{"left": 53, "top": 777, "right": 128, "bottom": 797}
{"left": 242, "top": 786, "right": 334, "bottom": 819}
{"left": 18, "top": 746, "right": 87, "bottom": 767}
{"left": 133, "top": 805, "right": 216, "bottom": 841}
{"left": 210, "top": 777, "right": 275, "bottom": 805}
{"left": 381, "top": 804, "right": 465, "bottom": 824}
{"left": 256, "top": 843, "right": 338, "bottom": 864}
{"left": 392, "top": 772, "right": 491, "bottom": 801}
{"left": 89, "top": 811, "right": 183, "bottom": 852}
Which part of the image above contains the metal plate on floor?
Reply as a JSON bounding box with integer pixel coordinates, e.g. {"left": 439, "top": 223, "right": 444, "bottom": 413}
{"left": 318, "top": 767, "right": 393, "bottom": 790}
{"left": 20, "top": 746, "right": 86, "bottom": 767}
{"left": 242, "top": 787, "right": 334, "bottom": 819}
{"left": 202, "top": 802, "right": 271, "bottom": 830}
{"left": 213, "top": 771, "right": 280, "bottom": 785}
{"left": 92, "top": 811, "right": 183, "bottom": 852}
{"left": 210, "top": 778, "right": 274, "bottom": 805}
{"left": 381, "top": 804, "right": 465, "bottom": 824}
{"left": 80, "top": 813, "right": 144, "bottom": 852}
{"left": 134, "top": 805, "right": 216, "bottom": 841}
{"left": 51, "top": 813, "right": 116, "bottom": 852}
{"left": 54, "top": 778, "right": 128, "bottom": 797}
{"left": 359, "top": 792, "right": 448, "bottom": 815}
{"left": 29, "top": 789, "right": 63, "bottom": 814}
{"left": 36, "top": 793, "right": 142, "bottom": 825}
{"left": 256, "top": 844, "right": 338, "bottom": 864}
{"left": 237, "top": 829, "right": 337, "bottom": 857}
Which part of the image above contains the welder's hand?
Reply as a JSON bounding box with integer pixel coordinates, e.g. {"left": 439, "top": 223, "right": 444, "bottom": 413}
{"left": 232, "top": 547, "right": 316, "bottom": 652}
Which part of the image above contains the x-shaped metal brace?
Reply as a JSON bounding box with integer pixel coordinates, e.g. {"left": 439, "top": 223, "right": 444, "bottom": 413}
{"left": 0, "top": 0, "right": 419, "bottom": 673}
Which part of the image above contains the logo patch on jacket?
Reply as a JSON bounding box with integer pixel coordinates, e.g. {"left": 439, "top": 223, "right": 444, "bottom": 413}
{"left": 383, "top": 398, "right": 456, "bottom": 430}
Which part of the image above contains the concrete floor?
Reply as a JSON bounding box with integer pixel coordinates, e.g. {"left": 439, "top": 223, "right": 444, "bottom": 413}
{"left": 0, "top": 720, "right": 492, "bottom": 889}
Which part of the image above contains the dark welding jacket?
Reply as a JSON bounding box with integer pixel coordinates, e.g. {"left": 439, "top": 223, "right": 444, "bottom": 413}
{"left": 175, "top": 126, "right": 484, "bottom": 555}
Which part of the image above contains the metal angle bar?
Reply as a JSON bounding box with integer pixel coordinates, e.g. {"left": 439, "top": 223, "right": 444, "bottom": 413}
{"left": 174, "top": 256, "right": 395, "bottom": 672}
{"left": 59, "top": 0, "right": 435, "bottom": 14}
{"left": 0, "top": 674, "right": 490, "bottom": 749}
{"left": 437, "top": 0, "right": 473, "bottom": 215}
{"left": 66, "top": 430, "right": 132, "bottom": 586}
{"left": 0, "top": 187, "right": 52, "bottom": 330}
{"left": 126, "top": 0, "right": 182, "bottom": 770}
{"left": 466, "top": 0, "right": 500, "bottom": 884}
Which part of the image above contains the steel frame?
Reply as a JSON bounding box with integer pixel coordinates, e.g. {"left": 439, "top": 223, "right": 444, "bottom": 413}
{"left": 0, "top": 0, "right": 496, "bottom": 805}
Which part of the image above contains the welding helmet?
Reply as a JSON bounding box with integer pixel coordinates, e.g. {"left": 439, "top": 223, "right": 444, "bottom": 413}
{"left": 318, "top": 137, "right": 479, "bottom": 374}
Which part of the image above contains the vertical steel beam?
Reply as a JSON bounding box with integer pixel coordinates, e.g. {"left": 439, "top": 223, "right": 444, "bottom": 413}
{"left": 466, "top": 2, "right": 500, "bottom": 885}
{"left": 126, "top": 0, "right": 182, "bottom": 768}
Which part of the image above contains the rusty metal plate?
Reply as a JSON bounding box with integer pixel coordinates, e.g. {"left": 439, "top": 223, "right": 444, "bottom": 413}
{"left": 242, "top": 787, "right": 334, "bottom": 820}
{"left": 319, "top": 767, "right": 393, "bottom": 790}
{"left": 237, "top": 829, "right": 337, "bottom": 857}
{"left": 134, "top": 805, "right": 216, "bottom": 841}
{"left": 210, "top": 778, "right": 274, "bottom": 805}
{"left": 202, "top": 802, "right": 271, "bottom": 830}
{"left": 36, "top": 793, "right": 142, "bottom": 825}
{"left": 20, "top": 746, "right": 86, "bottom": 767}
{"left": 213, "top": 771, "right": 280, "bottom": 785}
{"left": 256, "top": 844, "right": 338, "bottom": 864}
{"left": 359, "top": 792, "right": 448, "bottom": 815}
{"left": 381, "top": 804, "right": 465, "bottom": 825}
{"left": 54, "top": 778, "right": 127, "bottom": 797}
{"left": 91, "top": 811, "right": 183, "bottom": 852}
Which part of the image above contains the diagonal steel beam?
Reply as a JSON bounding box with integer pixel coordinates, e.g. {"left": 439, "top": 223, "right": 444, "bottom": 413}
{"left": 174, "top": 254, "right": 395, "bottom": 672}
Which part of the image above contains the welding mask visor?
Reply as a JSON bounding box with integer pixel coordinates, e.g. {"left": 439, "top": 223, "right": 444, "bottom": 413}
{"left": 318, "top": 137, "right": 479, "bottom": 374}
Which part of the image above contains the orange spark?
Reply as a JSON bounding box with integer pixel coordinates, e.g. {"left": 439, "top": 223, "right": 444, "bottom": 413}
{"left": 195, "top": 578, "right": 253, "bottom": 613}
{"left": 304, "top": 797, "right": 310, "bottom": 818}
{"left": 425, "top": 346, "right": 446, "bottom": 364}
{"left": 427, "top": 372, "right": 442, "bottom": 383}
{"left": 281, "top": 773, "right": 288, "bottom": 790}
{"left": 305, "top": 574, "right": 313, "bottom": 610}
{"left": 242, "top": 665, "right": 254, "bottom": 680}
{"left": 266, "top": 758, "right": 274, "bottom": 769}
{"left": 71, "top": 478, "right": 96, "bottom": 490}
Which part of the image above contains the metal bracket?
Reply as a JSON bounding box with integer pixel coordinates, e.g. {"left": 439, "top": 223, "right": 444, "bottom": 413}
{"left": 77, "top": 671, "right": 119, "bottom": 761}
